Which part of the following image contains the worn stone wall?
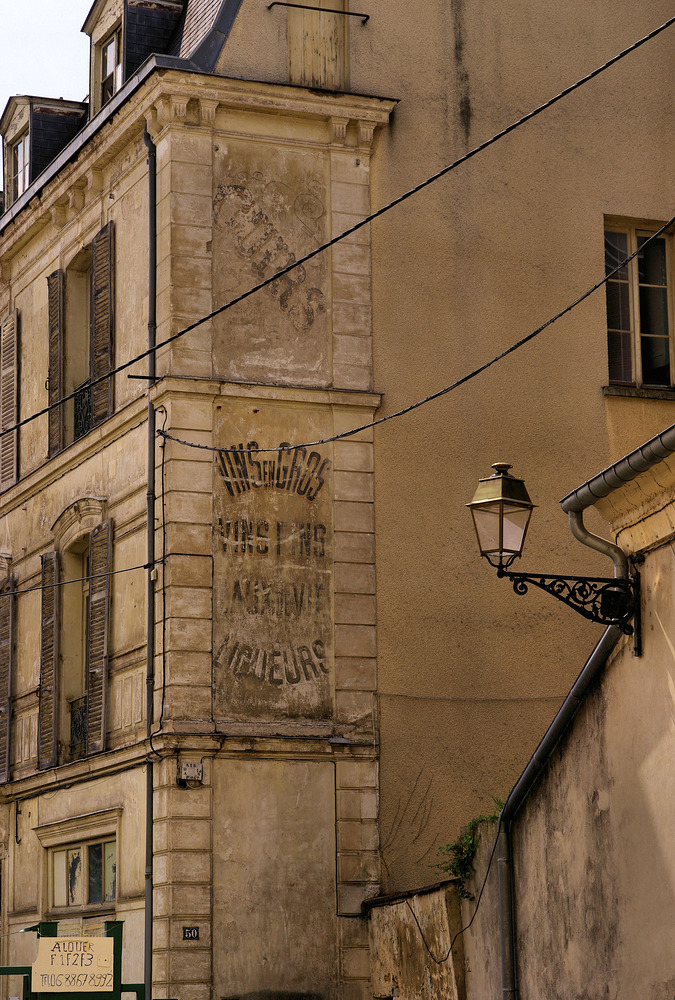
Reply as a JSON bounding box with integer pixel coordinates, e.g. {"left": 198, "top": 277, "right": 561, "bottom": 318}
{"left": 0, "top": 63, "right": 392, "bottom": 1000}
{"left": 367, "top": 884, "right": 464, "bottom": 1000}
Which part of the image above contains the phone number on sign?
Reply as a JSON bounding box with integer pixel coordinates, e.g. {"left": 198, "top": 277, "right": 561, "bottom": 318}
{"left": 38, "top": 972, "right": 113, "bottom": 990}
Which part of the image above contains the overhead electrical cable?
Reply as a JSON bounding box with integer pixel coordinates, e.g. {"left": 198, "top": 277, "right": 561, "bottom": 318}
{"left": 0, "top": 14, "right": 672, "bottom": 443}
{"left": 0, "top": 561, "right": 155, "bottom": 601}
{"left": 156, "top": 214, "right": 675, "bottom": 454}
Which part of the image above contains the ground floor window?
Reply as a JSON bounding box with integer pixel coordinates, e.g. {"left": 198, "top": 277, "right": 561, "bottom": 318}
{"left": 52, "top": 838, "right": 116, "bottom": 910}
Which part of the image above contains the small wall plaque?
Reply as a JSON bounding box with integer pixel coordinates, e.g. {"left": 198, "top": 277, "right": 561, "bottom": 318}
{"left": 183, "top": 927, "right": 199, "bottom": 941}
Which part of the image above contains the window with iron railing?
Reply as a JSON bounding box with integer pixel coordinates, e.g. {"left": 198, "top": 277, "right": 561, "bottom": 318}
{"left": 73, "top": 380, "right": 92, "bottom": 442}
{"left": 69, "top": 694, "right": 87, "bottom": 759}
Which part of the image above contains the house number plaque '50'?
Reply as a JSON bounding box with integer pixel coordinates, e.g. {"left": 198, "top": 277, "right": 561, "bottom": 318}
{"left": 183, "top": 927, "right": 199, "bottom": 941}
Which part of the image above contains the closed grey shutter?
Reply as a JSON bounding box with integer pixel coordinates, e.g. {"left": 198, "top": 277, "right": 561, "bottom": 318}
{"left": 86, "top": 520, "right": 111, "bottom": 755}
{"left": 90, "top": 224, "right": 114, "bottom": 427}
{"left": 0, "top": 576, "right": 15, "bottom": 783}
{"left": 0, "top": 310, "right": 19, "bottom": 491}
{"left": 39, "top": 552, "right": 59, "bottom": 769}
{"left": 47, "top": 271, "right": 64, "bottom": 456}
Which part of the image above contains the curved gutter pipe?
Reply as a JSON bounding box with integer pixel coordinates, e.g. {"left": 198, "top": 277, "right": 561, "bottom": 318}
{"left": 494, "top": 421, "right": 675, "bottom": 998}
{"left": 143, "top": 125, "right": 157, "bottom": 1000}
{"left": 560, "top": 421, "right": 675, "bottom": 513}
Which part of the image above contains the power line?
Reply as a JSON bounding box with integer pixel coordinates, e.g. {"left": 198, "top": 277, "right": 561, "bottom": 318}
{"left": 156, "top": 215, "right": 675, "bottom": 455}
{"left": 0, "top": 561, "right": 155, "bottom": 601}
{"left": 1, "top": 14, "right": 673, "bottom": 443}
{"left": 401, "top": 815, "right": 503, "bottom": 965}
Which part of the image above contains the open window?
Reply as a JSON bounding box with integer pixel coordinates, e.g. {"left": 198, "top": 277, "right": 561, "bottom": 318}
{"left": 48, "top": 223, "right": 114, "bottom": 456}
{"left": 101, "top": 27, "right": 123, "bottom": 106}
{"left": 38, "top": 514, "right": 112, "bottom": 769}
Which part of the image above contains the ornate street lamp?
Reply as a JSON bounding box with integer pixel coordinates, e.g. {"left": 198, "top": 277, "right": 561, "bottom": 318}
{"left": 467, "top": 463, "right": 638, "bottom": 635}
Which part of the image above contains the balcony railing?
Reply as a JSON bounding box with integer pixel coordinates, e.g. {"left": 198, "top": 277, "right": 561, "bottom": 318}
{"left": 70, "top": 695, "right": 87, "bottom": 758}
{"left": 73, "top": 380, "right": 92, "bottom": 441}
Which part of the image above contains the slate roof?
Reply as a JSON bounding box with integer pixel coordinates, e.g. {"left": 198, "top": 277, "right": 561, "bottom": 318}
{"left": 170, "top": 0, "right": 224, "bottom": 61}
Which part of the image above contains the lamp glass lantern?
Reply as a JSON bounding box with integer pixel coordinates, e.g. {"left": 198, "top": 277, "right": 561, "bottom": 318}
{"left": 467, "top": 463, "right": 535, "bottom": 570}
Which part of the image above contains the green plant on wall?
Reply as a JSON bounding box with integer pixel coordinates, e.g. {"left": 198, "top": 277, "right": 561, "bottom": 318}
{"left": 436, "top": 798, "right": 504, "bottom": 901}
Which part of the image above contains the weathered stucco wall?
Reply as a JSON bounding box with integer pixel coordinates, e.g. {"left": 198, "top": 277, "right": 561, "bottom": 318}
{"left": 215, "top": 0, "right": 675, "bottom": 894}
{"left": 456, "top": 486, "right": 675, "bottom": 998}
{"left": 213, "top": 759, "right": 338, "bottom": 999}
{"left": 510, "top": 540, "right": 675, "bottom": 999}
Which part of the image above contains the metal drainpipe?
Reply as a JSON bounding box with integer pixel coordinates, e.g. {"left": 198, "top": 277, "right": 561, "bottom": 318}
{"left": 497, "top": 508, "right": 627, "bottom": 999}
{"left": 143, "top": 124, "right": 157, "bottom": 1000}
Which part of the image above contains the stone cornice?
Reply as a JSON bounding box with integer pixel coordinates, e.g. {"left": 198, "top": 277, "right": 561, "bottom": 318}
{"left": 0, "top": 67, "right": 395, "bottom": 265}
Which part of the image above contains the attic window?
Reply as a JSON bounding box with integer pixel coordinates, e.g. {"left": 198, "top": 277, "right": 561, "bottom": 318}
{"left": 101, "top": 27, "right": 123, "bottom": 105}
{"left": 11, "top": 130, "right": 29, "bottom": 201}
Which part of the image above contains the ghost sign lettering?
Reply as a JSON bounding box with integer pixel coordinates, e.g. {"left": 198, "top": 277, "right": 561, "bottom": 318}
{"left": 213, "top": 408, "right": 333, "bottom": 721}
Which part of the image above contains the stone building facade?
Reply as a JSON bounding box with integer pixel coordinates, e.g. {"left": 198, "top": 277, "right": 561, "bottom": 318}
{"left": 0, "top": 1, "right": 673, "bottom": 998}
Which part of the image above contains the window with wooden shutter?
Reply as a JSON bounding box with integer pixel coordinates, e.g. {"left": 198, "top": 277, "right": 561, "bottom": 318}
{"left": 39, "top": 552, "right": 60, "bottom": 770}
{"left": 0, "top": 310, "right": 19, "bottom": 491}
{"left": 90, "top": 224, "right": 114, "bottom": 428}
{"left": 0, "top": 576, "right": 15, "bottom": 784}
{"left": 86, "top": 520, "right": 111, "bottom": 756}
{"left": 288, "top": 0, "right": 348, "bottom": 90}
{"left": 47, "top": 271, "right": 65, "bottom": 456}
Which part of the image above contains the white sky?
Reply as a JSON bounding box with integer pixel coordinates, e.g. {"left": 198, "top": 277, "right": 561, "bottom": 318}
{"left": 0, "top": 2, "right": 92, "bottom": 108}
{"left": 0, "top": 1, "right": 93, "bottom": 173}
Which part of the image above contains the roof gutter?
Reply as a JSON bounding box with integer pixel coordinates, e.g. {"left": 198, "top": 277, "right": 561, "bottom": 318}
{"left": 495, "top": 424, "right": 675, "bottom": 998}
{"left": 560, "top": 421, "right": 675, "bottom": 513}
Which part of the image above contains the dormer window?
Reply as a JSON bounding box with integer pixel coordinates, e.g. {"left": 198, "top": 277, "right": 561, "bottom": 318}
{"left": 101, "top": 27, "right": 122, "bottom": 105}
{"left": 1, "top": 97, "right": 86, "bottom": 210}
{"left": 10, "top": 130, "right": 29, "bottom": 201}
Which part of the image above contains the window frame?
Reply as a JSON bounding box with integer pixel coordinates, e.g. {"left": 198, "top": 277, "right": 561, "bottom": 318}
{"left": 51, "top": 837, "right": 117, "bottom": 911}
{"left": 604, "top": 220, "right": 675, "bottom": 390}
{"left": 38, "top": 504, "right": 111, "bottom": 771}
{"left": 100, "top": 26, "right": 123, "bottom": 106}
{"left": 10, "top": 130, "right": 30, "bottom": 202}
{"left": 48, "top": 222, "right": 114, "bottom": 458}
{"left": 35, "top": 808, "right": 121, "bottom": 918}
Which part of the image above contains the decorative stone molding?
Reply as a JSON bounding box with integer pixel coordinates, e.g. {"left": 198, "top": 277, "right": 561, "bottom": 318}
{"left": 51, "top": 496, "right": 107, "bottom": 550}
{"left": 69, "top": 184, "right": 86, "bottom": 215}
{"left": 331, "top": 117, "right": 349, "bottom": 144}
{"left": 0, "top": 553, "right": 12, "bottom": 581}
{"left": 87, "top": 169, "right": 104, "bottom": 194}
{"left": 200, "top": 99, "right": 219, "bottom": 126}
{"left": 170, "top": 95, "right": 188, "bottom": 120}
{"left": 145, "top": 105, "right": 160, "bottom": 139}
{"left": 35, "top": 807, "right": 122, "bottom": 848}
{"left": 155, "top": 96, "right": 172, "bottom": 128}
{"left": 50, "top": 201, "right": 68, "bottom": 230}
{"left": 358, "top": 121, "right": 376, "bottom": 150}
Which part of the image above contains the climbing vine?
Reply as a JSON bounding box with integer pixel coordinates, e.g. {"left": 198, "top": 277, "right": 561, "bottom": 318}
{"left": 436, "top": 798, "right": 504, "bottom": 901}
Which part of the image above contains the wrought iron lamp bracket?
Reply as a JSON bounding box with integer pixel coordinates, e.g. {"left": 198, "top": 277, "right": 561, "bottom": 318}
{"left": 494, "top": 564, "right": 639, "bottom": 637}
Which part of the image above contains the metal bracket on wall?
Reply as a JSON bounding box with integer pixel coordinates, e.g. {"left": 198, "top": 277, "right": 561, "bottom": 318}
{"left": 267, "top": 2, "right": 369, "bottom": 22}
{"left": 497, "top": 567, "right": 640, "bottom": 648}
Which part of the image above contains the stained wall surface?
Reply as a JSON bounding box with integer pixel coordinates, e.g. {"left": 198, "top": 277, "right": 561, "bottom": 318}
{"left": 458, "top": 458, "right": 675, "bottom": 999}
{"left": 220, "top": 0, "right": 675, "bottom": 890}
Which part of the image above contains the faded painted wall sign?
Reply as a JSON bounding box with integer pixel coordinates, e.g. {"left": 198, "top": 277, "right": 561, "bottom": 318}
{"left": 213, "top": 404, "right": 333, "bottom": 721}
{"left": 32, "top": 937, "right": 113, "bottom": 993}
{"left": 212, "top": 142, "right": 330, "bottom": 386}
